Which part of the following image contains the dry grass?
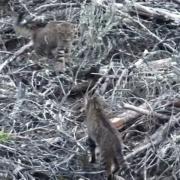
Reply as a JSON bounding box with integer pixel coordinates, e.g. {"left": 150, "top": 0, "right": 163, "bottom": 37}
{"left": 0, "top": 0, "right": 180, "bottom": 179}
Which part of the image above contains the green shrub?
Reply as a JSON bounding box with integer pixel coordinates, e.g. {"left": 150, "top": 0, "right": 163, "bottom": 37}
{"left": 0, "top": 131, "right": 10, "bottom": 142}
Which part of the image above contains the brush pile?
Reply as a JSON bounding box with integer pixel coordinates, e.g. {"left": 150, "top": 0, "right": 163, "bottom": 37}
{"left": 0, "top": 0, "right": 180, "bottom": 179}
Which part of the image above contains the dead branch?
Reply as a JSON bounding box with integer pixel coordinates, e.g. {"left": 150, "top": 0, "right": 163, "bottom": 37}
{"left": 125, "top": 2, "right": 180, "bottom": 24}
{"left": 110, "top": 103, "right": 149, "bottom": 129}
{"left": 139, "top": 58, "right": 176, "bottom": 71}
{"left": 0, "top": 41, "right": 33, "bottom": 73}
{"left": 122, "top": 102, "right": 169, "bottom": 120}
{"left": 94, "top": 1, "right": 178, "bottom": 53}
{"left": 125, "top": 112, "right": 180, "bottom": 160}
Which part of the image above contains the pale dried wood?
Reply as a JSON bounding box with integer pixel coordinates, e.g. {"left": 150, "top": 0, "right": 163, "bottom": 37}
{"left": 125, "top": 2, "right": 180, "bottom": 24}
{"left": 110, "top": 103, "right": 149, "bottom": 129}
{"left": 122, "top": 102, "right": 169, "bottom": 120}
{"left": 110, "top": 98, "right": 171, "bottom": 129}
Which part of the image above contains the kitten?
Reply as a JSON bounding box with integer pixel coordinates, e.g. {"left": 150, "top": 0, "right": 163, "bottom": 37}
{"left": 15, "top": 13, "right": 76, "bottom": 71}
{"left": 85, "top": 95, "right": 134, "bottom": 180}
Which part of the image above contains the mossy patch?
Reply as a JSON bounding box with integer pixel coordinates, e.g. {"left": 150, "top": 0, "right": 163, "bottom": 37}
{"left": 0, "top": 131, "right": 10, "bottom": 142}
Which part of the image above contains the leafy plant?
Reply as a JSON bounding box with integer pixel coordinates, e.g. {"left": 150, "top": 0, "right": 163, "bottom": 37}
{"left": 0, "top": 131, "right": 10, "bottom": 142}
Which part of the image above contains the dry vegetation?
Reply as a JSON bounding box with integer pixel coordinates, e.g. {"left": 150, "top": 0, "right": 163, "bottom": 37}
{"left": 0, "top": 0, "right": 180, "bottom": 179}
